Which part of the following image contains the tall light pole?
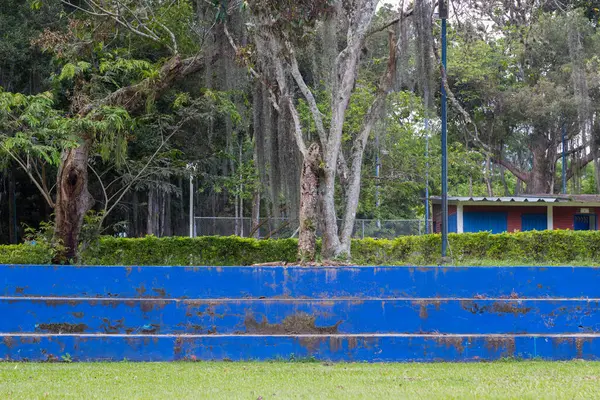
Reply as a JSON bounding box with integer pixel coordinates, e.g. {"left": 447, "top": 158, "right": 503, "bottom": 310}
{"left": 425, "top": 118, "right": 430, "bottom": 234}
{"left": 187, "top": 163, "right": 197, "bottom": 238}
{"left": 440, "top": 0, "right": 449, "bottom": 258}
{"left": 562, "top": 120, "right": 567, "bottom": 194}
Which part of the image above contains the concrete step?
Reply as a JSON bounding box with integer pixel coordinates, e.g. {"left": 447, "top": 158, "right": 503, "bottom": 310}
{"left": 3, "top": 297, "right": 600, "bottom": 335}
{"left": 4, "top": 265, "right": 600, "bottom": 299}
{"left": 2, "top": 333, "right": 600, "bottom": 362}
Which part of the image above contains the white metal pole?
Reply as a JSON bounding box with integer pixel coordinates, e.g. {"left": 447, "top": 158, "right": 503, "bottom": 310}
{"left": 189, "top": 174, "right": 194, "bottom": 238}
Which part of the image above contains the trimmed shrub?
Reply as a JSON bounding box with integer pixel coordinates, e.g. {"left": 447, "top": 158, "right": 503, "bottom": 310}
{"left": 0, "top": 230, "right": 599, "bottom": 266}
{"left": 80, "top": 236, "right": 299, "bottom": 266}
{"left": 0, "top": 243, "right": 53, "bottom": 264}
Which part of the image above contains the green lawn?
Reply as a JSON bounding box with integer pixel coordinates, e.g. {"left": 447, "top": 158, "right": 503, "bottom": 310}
{"left": 1, "top": 361, "right": 599, "bottom": 399}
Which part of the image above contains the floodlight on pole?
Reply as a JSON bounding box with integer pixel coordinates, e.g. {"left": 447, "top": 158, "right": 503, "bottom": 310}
{"left": 439, "top": 0, "right": 449, "bottom": 258}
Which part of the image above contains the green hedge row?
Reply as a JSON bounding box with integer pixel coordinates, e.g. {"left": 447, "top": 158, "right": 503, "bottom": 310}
{"left": 4, "top": 230, "right": 600, "bottom": 266}
{"left": 351, "top": 230, "right": 600, "bottom": 265}
{"left": 81, "top": 236, "right": 299, "bottom": 266}
{"left": 0, "top": 244, "right": 55, "bottom": 264}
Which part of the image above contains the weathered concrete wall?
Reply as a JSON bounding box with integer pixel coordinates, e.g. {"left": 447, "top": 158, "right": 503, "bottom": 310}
{"left": 2, "top": 265, "right": 600, "bottom": 361}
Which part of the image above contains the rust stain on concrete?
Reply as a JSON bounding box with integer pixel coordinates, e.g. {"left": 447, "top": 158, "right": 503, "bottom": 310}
{"left": 37, "top": 323, "right": 87, "bottom": 334}
{"left": 298, "top": 337, "right": 325, "bottom": 352}
{"left": 460, "top": 300, "right": 531, "bottom": 316}
{"left": 484, "top": 337, "right": 515, "bottom": 357}
{"left": 3, "top": 337, "right": 14, "bottom": 349}
{"left": 136, "top": 285, "right": 146, "bottom": 296}
{"left": 435, "top": 337, "right": 465, "bottom": 354}
{"left": 413, "top": 300, "right": 443, "bottom": 319}
{"left": 244, "top": 313, "right": 342, "bottom": 334}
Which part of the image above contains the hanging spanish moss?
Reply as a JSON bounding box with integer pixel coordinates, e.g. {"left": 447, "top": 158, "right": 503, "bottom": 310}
{"left": 568, "top": 11, "right": 592, "bottom": 194}
{"left": 414, "top": 0, "right": 434, "bottom": 113}
{"left": 395, "top": 1, "right": 412, "bottom": 91}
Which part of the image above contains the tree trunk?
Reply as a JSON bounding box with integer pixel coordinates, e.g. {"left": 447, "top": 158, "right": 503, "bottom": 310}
{"left": 54, "top": 141, "right": 94, "bottom": 263}
{"left": 159, "top": 191, "right": 166, "bottom": 237}
{"left": 251, "top": 139, "right": 261, "bottom": 239}
{"left": 132, "top": 191, "right": 139, "bottom": 237}
{"left": 164, "top": 191, "right": 172, "bottom": 237}
{"left": 298, "top": 143, "right": 321, "bottom": 262}
{"left": 500, "top": 164, "right": 509, "bottom": 196}
{"left": 251, "top": 189, "right": 261, "bottom": 239}
{"left": 147, "top": 190, "right": 155, "bottom": 235}
{"left": 178, "top": 177, "right": 185, "bottom": 235}
{"left": 8, "top": 169, "right": 16, "bottom": 244}
{"left": 525, "top": 146, "right": 552, "bottom": 194}
{"left": 319, "top": 165, "right": 342, "bottom": 259}
{"left": 153, "top": 189, "right": 160, "bottom": 236}
{"left": 485, "top": 155, "right": 493, "bottom": 196}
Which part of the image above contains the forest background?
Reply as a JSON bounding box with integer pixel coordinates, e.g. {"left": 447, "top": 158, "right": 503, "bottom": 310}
{"left": 1, "top": 0, "right": 599, "bottom": 261}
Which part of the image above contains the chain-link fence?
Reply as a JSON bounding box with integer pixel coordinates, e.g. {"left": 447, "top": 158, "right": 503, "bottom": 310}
{"left": 194, "top": 217, "right": 432, "bottom": 239}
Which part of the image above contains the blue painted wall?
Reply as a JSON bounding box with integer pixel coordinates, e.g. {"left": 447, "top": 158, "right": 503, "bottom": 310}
{"left": 2, "top": 265, "right": 600, "bottom": 362}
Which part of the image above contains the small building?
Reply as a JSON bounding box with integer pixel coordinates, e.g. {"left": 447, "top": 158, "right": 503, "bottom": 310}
{"left": 431, "top": 195, "right": 600, "bottom": 233}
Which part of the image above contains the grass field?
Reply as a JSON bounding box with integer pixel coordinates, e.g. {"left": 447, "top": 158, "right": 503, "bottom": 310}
{"left": 0, "top": 361, "right": 599, "bottom": 399}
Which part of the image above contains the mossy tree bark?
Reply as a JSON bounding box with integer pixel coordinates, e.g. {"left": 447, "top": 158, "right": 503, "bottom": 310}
{"left": 298, "top": 143, "right": 322, "bottom": 262}
{"left": 53, "top": 140, "right": 94, "bottom": 263}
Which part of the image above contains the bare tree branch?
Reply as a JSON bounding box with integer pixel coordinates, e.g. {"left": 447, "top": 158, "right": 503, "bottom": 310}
{"left": 340, "top": 29, "right": 397, "bottom": 244}
{"left": 432, "top": 36, "right": 490, "bottom": 152}
{"left": 284, "top": 40, "right": 328, "bottom": 147}
{"left": 566, "top": 150, "right": 595, "bottom": 181}
{"left": 61, "top": 0, "right": 176, "bottom": 54}
{"left": 99, "top": 118, "right": 186, "bottom": 226}
{"left": 88, "top": 162, "right": 109, "bottom": 214}
{"left": 0, "top": 144, "right": 55, "bottom": 208}
{"left": 491, "top": 155, "right": 529, "bottom": 183}
{"left": 271, "top": 53, "right": 308, "bottom": 157}
{"left": 367, "top": 6, "right": 416, "bottom": 37}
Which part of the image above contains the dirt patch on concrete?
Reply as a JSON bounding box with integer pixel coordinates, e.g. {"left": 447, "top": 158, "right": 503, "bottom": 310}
{"left": 2, "top": 337, "right": 14, "bottom": 349}
{"left": 491, "top": 302, "right": 532, "bottom": 315}
{"left": 100, "top": 318, "right": 125, "bottom": 334}
{"left": 435, "top": 336, "right": 465, "bottom": 354}
{"left": 36, "top": 323, "right": 87, "bottom": 334}
{"left": 461, "top": 300, "right": 531, "bottom": 316}
{"left": 485, "top": 337, "right": 515, "bottom": 357}
{"left": 413, "top": 300, "right": 443, "bottom": 319}
{"left": 244, "top": 313, "right": 342, "bottom": 334}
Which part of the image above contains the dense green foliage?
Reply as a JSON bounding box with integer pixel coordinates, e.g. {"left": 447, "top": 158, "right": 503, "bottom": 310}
{"left": 5, "top": 230, "right": 600, "bottom": 266}
{"left": 2, "top": 1, "right": 600, "bottom": 262}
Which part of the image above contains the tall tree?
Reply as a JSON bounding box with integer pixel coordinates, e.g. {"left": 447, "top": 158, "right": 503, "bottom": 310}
{"left": 226, "top": 0, "right": 408, "bottom": 259}
{"left": 3, "top": 0, "right": 207, "bottom": 260}
{"left": 446, "top": 2, "right": 600, "bottom": 194}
